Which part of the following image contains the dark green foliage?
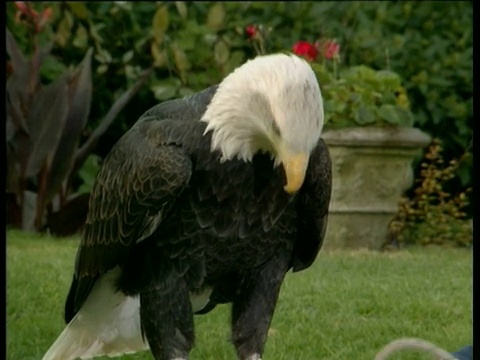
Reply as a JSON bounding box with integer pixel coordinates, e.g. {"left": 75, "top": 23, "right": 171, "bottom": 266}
{"left": 6, "top": 1, "right": 472, "bottom": 232}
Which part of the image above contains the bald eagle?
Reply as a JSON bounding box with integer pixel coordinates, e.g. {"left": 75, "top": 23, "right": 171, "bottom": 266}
{"left": 43, "top": 53, "right": 332, "bottom": 360}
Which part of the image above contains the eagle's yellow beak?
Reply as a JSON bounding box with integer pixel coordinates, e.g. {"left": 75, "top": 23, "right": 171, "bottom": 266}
{"left": 281, "top": 153, "right": 309, "bottom": 194}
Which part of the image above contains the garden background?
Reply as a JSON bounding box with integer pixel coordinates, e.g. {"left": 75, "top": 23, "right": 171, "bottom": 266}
{"left": 6, "top": 1, "right": 472, "bottom": 246}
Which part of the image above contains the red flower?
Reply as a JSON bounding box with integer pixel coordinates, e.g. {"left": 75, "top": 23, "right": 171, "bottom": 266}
{"left": 245, "top": 25, "right": 258, "bottom": 40}
{"left": 321, "top": 40, "right": 340, "bottom": 60}
{"left": 292, "top": 41, "right": 318, "bottom": 62}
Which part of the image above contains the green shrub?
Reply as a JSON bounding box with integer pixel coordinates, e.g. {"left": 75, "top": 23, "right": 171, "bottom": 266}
{"left": 313, "top": 64, "right": 414, "bottom": 129}
{"left": 386, "top": 139, "right": 472, "bottom": 247}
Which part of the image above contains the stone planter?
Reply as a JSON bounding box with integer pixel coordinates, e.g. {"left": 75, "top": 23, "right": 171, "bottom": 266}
{"left": 322, "top": 127, "right": 431, "bottom": 249}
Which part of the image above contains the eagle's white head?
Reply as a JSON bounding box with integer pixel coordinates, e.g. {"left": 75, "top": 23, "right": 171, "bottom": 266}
{"left": 201, "top": 53, "right": 324, "bottom": 194}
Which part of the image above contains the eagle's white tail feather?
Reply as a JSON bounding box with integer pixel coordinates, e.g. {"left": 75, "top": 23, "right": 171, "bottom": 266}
{"left": 42, "top": 267, "right": 148, "bottom": 360}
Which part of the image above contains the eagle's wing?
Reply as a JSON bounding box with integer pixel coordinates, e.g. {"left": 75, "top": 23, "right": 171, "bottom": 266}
{"left": 292, "top": 138, "right": 332, "bottom": 272}
{"left": 65, "top": 118, "right": 196, "bottom": 322}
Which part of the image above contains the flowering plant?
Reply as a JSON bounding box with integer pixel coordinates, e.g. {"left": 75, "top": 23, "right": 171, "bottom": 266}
{"left": 289, "top": 37, "right": 414, "bottom": 129}
{"left": 244, "top": 26, "right": 414, "bottom": 129}
{"left": 244, "top": 24, "right": 270, "bottom": 55}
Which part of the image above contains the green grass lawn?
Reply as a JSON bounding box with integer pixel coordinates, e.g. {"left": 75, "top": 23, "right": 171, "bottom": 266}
{"left": 6, "top": 230, "right": 472, "bottom": 360}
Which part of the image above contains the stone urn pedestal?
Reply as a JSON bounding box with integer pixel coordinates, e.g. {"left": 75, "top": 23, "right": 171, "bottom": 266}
{"left": 322, "top": 127, "right": 431, "bottom": 250}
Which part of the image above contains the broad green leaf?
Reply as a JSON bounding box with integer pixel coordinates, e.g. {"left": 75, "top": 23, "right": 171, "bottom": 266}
{"left": 68, "top": 3, "right": 89, "bottom": 19}
{"left": 377, "top": 104, "right": 413, "bottom": 126}
{"left": 152, "top": 84, "right": 179, "bottom": 101}
{"left": 178, "top": 87, "right": 195, "bottom": 97}
{"left": 122, "top": 50, "right": 134, "bottom": 64}
{"left": 354, "top": 105, "right": 376, "bottom": 125}
{"left": 151, "top": 42, "right": 168, "bottom": 68}
{"left": 73, "top": 24, "right": 89, "bottom": 49}
{"left": 175, "top": 1, "right": 188, "bottom": 19}
{"left": 55, "top": 10, "right": 74, "bottom": 47}
{"left": 377, "top": 104, "right": 400, "bottom": 125}
{"left": 97, "top": 64, "right": 108, "bottom": 74}
{"left": 171, "top": 43, "right": 190, "bottom": 82}
{"left": 176, "top": 33, "right": 197, "bottom": 51}
{"left": 396, "top": 107, "right": 415, "bottom": 127}
{"left": 375, "top": 70, "right": 401, "bottom": 89}
{"left": 214, "top": 41, "right": 230, "bottom": 65}
{"left": 152, "top": 6, "right": 169, "bottom": 43}
{"left": 207, "top": 3, "right": 225, "bottom": 30}
{"left": 88, "top": 21, "right": 104, "bottom": 45}
{"left": 345, "top": 65, "right": 377, "bottom": 80}
{"left": 324, "top": 99, "right": 346, "bottom": 114}
{"left": 94, "top": 48, "right": 112, "bottom": 64}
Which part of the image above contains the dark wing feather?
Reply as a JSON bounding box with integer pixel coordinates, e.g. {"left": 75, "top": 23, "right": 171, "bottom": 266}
{"left": 292, "top": 138, "right": 332, "bottom": 272}
{"left": 65, "top": 121, "right": 194, "bottom": 322}
{"left": 65, "top": 86, "right": 218, "bottom": 323}
{"left": 77, "top": 123, "right": 193, "bottom": 277}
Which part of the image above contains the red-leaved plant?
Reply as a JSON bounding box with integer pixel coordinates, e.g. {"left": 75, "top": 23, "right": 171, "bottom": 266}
{"left": 6, "top": 4, "right": 153, "bottom": 235}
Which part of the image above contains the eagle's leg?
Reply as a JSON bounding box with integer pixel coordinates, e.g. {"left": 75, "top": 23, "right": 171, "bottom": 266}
{"left": 231, "top": 257, "right": 289, "bottom": 360}
{"left": 139, "top": 278, "right": 194, "bottom": 360}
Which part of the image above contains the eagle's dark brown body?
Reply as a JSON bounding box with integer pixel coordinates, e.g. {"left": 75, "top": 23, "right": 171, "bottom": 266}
{"left": 61, "top": 85, "right": 332, "bottom": 360}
